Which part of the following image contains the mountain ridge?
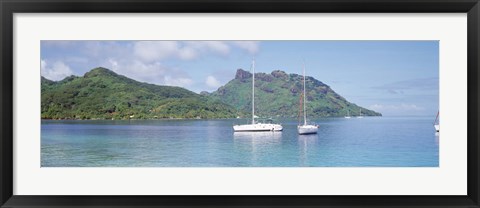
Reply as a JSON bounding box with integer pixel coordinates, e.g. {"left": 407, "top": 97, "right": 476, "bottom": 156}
{"left": 210, "top": 68, "right": 381, "bottom": 118}
{"left": 41, "top": 67, "right": 239, "bottom": 119}
{"left": 41, "top": 67, "right": 381, "bottom": 120}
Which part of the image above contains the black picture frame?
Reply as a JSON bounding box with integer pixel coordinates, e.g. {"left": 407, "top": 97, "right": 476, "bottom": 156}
{"left": 1, "top": 0, "right": 479, "bottom": 207}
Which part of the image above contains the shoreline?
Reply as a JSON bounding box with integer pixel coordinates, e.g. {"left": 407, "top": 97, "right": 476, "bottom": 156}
{"left": 41, "top": 115, "right": 386, "bottom": 121}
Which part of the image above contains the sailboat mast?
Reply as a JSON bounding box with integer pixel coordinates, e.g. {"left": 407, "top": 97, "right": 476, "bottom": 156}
{"left": 252, "top": 58, "right": 255, "bottom": 125}
{"left": 303, "top": 63, "right": 307, "bottom": 125}
{"left": 434, "top": 111, "right": 439, "bottom": 124}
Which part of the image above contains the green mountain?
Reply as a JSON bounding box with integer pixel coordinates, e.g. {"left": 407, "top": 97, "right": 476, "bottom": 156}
{"left": 210, "top": 69, "right": 381, "bottom": 118}
{"left": 41, "top": 67, "right": 239, "bottom": 120}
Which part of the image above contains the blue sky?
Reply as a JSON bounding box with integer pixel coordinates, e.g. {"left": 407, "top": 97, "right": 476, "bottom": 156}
{"left": 41, "top": 40, "right": 438, "bottom": 116}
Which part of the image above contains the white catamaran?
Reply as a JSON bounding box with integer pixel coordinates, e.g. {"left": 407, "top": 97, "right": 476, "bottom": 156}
{"left": 297, "top": 63, "right": 318, "bottom": 135}
{"left": 233, "top": 59, "right": 283, "bottom": 132}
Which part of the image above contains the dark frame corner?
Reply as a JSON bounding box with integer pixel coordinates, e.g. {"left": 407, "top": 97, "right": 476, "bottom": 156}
{"left": 1, "top": 0, "right": 479, "bottom": 207}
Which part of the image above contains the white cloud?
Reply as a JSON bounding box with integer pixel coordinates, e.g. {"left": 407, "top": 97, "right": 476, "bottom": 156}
{"left": 42, "top": 40, "right": 78, "bottom": 48}
{"left": 185, "top": 41, "right": 230, "bottom": 55}
{"left": 104, "top": 58, "right": 194, "bottom": 88}
{"left": 133, "top": 41, "right": 259, "bottom": 63}
{"left": 42, "top": 40, "right": 262, "bottom": 90}
{"left": 164, "top": 76, "right": 193, "bottom": 87}
{"left": 204, "top": 41, "right": 230, "bottom": 54}
{"left": 134, "top": 41, "right": 182, "bottom": 62}
{"left": 178, "top": 47, "right": 197, "bottom": 60}
{"left": 108, "top": 58, "right": 119, "bottom": 70}
{"left": 41, "top": 60, "right": 46, "bottom": 70}
{"left": 133, "top": 41, "right": 230, "bottom": 62}
{"left": 205, "top": 75, "right": 222, "bottom": 88}
{"left": 41, "top": 60, "right": 74, "bottom": 81}
{"left": 105, "top": 59, "right": 166, "bottom": 83}
{"left": 65, "top": 56, "right": 89, "bottom": 63}
{"left": 232, "top": 41, "right": 260, "bottom": 54}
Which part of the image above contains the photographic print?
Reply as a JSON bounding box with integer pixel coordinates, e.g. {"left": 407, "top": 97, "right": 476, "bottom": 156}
{"left": 41, "top": 40, "right": 439, "bottom": 167}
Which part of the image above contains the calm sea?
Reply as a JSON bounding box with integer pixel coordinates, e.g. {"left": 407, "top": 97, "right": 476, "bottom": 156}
{"left": 41, "top": 117, "right": 439, "bottom": 167}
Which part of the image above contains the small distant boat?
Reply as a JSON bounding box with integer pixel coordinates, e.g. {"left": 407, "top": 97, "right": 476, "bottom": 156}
{"left": 357, "top": 109, "right": 364, "bottom": 118}
{"left": 233, "top": 58, "right": 283, "bottom": 132}
{"left": 344, "top": 109, "right": 351, "bottom": 119}
{"left": 298, "top": 62, "right": 318, "bottom": 135}
{"left": 434, "top": 111, "right": 439, "bottom": 132}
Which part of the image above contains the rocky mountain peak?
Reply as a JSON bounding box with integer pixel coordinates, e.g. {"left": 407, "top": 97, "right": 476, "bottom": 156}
{"left": 271, "top": 70, "right": 289, "bottom": 79}
{"left": 235, "top": 69, "right": 252, "bottom": 80}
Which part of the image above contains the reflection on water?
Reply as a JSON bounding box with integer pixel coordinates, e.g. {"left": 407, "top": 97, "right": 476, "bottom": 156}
{"left": 233, "top": 131, "right": 282, "bottom": 141}
{"left": 298, "top": 134, "right": 319, "bottom": 166}
{"left": 233, "top": 132, "right": 282, "bottom": 166}
{"left": 42, "top": 117, "right": 439, "bottom": 167}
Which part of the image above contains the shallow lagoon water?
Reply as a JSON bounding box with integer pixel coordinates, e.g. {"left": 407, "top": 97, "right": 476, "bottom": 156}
{"left": 41, "top": 117, "right": 439, "bottom": 167}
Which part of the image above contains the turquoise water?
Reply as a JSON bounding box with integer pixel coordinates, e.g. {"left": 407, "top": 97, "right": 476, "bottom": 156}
{"left": 41, "top": 117, "right": 439, "bottom": 167}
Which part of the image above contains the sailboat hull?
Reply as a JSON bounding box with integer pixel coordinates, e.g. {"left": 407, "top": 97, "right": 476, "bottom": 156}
{"left": 233, "top": 123, "right": 283, "bottom": 132}
{"left": 434, "top": 124, "right": 439, "bottom": 132}
{"left": 298, "top": 125, "right": 318, "bottom": 135}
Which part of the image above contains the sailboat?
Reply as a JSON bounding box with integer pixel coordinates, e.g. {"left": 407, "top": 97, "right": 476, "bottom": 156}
{"left": 297, "top": 62, "right": 318, "bottom": 135}
{"left": 344, "top": 109, "right": 351, "bottom": 119}
{"left": 233, "top": 59, "right": 283, "bottom": 132}
{"left": 357, "top": 109, "right": 364, "bottom": 118}
{"left": 434, "top": 111, "right": 439, "bottom": 132}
